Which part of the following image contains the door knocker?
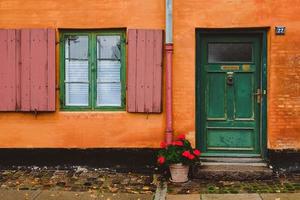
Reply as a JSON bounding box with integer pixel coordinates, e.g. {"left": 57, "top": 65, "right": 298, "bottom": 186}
{"left": 226, "top": 73, "right": 234, "bottom": 86}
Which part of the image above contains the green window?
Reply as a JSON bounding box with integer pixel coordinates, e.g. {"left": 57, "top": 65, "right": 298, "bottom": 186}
{"left": 60, "top": 30, "right": 125, "bottom": 111}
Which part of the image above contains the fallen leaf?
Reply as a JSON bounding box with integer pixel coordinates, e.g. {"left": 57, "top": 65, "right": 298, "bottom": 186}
{"left": 109, "top": 187, "right": 118, "bottom": 193}
{"left": 142, "top": 186, "right": 150, "bottom": 190}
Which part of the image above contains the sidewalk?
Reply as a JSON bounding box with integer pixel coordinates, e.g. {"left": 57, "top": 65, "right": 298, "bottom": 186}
{"left": 167, "top": 193, "right": 300, "bottom": 200}
{"left": 0, "top": 189, "right": 154, "bottom": 200}
{"left": 1, "top": 167, "right": 300, "bottom": 199}
{"left": 1, "top": 190, "right": 300, "bottom": 200}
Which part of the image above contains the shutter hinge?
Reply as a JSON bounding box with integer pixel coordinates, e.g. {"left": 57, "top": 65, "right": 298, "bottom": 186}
{"left": 57, "top": 36, "right": 67, "bottom": 45}
{"left": 59, "top": 96, "right": 64, "bottom": 107}
{"left": 33, "top": 109, "right": 38, "bottom": 118}
{"left": 123, "top": 96, "right": 126, "bottom": 105}
{"left": 56, "top": 37, "right": 64, "bottom": 45}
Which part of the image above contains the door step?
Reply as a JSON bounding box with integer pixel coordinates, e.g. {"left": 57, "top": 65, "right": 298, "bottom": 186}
{"left": 192, "top": 157, "right": 273, "bottom": 180}
{"left": 201, "top": 157, "right": 267, "bottom": 167}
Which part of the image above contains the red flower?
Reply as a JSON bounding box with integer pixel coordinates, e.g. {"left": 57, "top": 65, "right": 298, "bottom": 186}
{"left": 160, "top": 141, "right": 167, "bottom": 148}
{"left": 172, "top": 141, "right": 183, "bottom": 146}
{"left": 177, "top": 134, "right": 186, "bottom": 140}
{"left": 188, "top": 154, "right": 195, "bottom": 160}
{"left": 157, "top": 156, "right": 165, "bottom": 164}
{"left": 182, "top": 151, "right": 190, "bottom": 158}
{"left": 193, "top": 149, "right": 201, "bottom": 156}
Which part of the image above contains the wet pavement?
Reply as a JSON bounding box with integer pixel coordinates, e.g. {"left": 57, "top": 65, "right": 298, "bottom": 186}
{"left": 0, "top": 190, "right": 154, "bottom": 200}
{"left": 0, "top": 166, "right": 156, "bottom": 195}
{"left": 0, "top": 167, "right": 300, "bottom": 199}
{"left": 166, "top": 193, "right": 300, "bottom": 200}
{"left": 167, "top": 173, "right": 300, "bottom": 194}
{"left": 1, "top": 190, "right": 300, "bottom": 200}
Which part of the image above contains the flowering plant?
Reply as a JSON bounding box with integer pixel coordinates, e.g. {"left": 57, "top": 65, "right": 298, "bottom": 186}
{"left": 157, "top": 134, "right": 201, "bottom": 166}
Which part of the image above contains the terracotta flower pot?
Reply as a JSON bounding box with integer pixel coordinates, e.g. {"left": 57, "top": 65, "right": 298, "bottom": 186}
{"left": 169, "top": 163, "right": 189, "bottom": 183}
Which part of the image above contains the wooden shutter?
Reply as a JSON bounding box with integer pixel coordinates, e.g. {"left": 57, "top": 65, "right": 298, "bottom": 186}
{"left": 20, "top": 29, "right": 56, "bottom": 111}
{"left": 0, "top": 29, "right": 55, "bottom": 111}
{"left": 0, "top": 29, "right": 18, "bottom": 111}
{"left": 127, "top": 29, "right": 163, "bottom": 113}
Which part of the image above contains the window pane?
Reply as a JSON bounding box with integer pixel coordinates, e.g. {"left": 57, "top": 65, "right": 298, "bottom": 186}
{"left": 96, "top": 35, "right": 122, "bottom": 107}
{"left": 208, "top": 43, "right": 252, "bottom": 63}
{"left": 97, "top": 83, "right": 121, "bottom": 106}
{"left": 65, "top": 36, "right": 88, "bottom": 60}
{"left": 64, "top": 35, "right": 89, "bottom": 107}
{"left": 65, "top": 83, "right": 88, "bottom": 106}
{"left": 97, "top": 60, "right": 120, "bottom": 83}
{"left": 97, "top": 36, "right": 120, "bottom": 60}
{"left": 65, "top": 60, "right": 88, "bottom": 82}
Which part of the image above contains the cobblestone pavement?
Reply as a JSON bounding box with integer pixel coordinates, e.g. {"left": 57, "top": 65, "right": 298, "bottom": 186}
{"left": 0, "top": 166, "right": 157, "bottom": 195}
{"left": 167, "top": 173, "right": 300, "bottom": 194}
{"left": 1, "top": 166, "right": 300, "bottom": 199}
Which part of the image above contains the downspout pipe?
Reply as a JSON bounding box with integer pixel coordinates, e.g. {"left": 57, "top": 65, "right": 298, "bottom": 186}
{"left": 165, "top": 0, "right": 173, "bottom": 144}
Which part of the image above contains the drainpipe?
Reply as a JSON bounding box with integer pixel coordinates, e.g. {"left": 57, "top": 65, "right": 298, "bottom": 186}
{"left": 165, "top": 0, "right": 173, "bottom": 145}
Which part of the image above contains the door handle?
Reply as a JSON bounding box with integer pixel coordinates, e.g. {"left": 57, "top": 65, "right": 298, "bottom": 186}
{"left": 253, "top": 89, "right": 262, "bottom": 103}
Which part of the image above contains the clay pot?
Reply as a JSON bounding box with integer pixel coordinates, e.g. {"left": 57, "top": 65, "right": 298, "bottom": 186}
{"left": 169, "top": 163, "right": 189, "bottom": 183}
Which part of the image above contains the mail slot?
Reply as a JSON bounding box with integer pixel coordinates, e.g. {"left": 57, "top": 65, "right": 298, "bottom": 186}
{"left": 221, "top": 65, "right": 240, "bottom": 70}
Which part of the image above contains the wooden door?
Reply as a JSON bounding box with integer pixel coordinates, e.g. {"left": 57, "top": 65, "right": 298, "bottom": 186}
{"left": 197, "top": 33, "right": 262, "bottom": 157}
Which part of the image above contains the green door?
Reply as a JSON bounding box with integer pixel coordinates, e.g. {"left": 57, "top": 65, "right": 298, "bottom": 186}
{"left": 197, "top": 33, "right": 262, "bottom": 157}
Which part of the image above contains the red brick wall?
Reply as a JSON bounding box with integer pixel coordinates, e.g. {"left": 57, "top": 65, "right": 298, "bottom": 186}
{"left": 268, "top": 29, "right": 300, "bottom": 149}
{"left": 173, "top": 0, "right": 300, "bottom": 149}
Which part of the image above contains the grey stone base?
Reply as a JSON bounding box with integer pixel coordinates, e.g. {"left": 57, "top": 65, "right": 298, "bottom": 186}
{"left": 192, "top": 164, "right": 273, "bottom": 181}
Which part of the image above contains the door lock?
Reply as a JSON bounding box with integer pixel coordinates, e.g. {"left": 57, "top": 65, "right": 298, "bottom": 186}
{"left": 253, "top": 89, "right": 262, "bottom": 103}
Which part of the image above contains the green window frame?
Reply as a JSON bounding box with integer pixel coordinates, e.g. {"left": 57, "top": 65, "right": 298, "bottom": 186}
{"left": 59, "top": 30, "right": 126, "bottom": 111}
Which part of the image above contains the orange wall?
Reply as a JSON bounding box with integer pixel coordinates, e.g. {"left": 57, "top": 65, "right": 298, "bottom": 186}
{"left": 172, "top": 0, "right": 300, "bottom": 149}
{"left": 0, "top": 0, "right": 300, "bottom": 149}
{"left": 0, "top": 0, "right": 166, "bottom": 148}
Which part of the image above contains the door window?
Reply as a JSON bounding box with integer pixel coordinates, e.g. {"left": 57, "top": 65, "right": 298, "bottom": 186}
{"left": 208, "top": 43, "right": 253, "bottom": 63}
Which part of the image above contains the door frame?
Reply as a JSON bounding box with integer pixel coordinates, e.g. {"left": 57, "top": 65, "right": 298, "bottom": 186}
{"left": 195, "top": 28, "right": 268, "bottom": 159}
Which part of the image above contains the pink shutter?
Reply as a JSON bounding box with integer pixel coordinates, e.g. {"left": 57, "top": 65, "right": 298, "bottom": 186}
{"left": 0, "top": 29, "right": 18, "bottom": 111}
{"left": 20, "top": 29, "right": 56, "bottom": 111}
{"left": 127, "top": 30, "right": 137, "bottom": 112}
{"left": 127, "top": 29, "right": 163, "bottom": 113}
{"left": 0, "top": 29, "right": 55, "bottom": 112}
{"left": 20, "top": 29, "right": 31, "bottom": 111}
{"left": 152, "top": 30, "right": 163, "bottom": 112}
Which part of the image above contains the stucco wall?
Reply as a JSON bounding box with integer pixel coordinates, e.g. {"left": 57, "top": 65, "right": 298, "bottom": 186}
{"left": 0, "top": 0, "right": 165, "bottom": 148}
{"left": 173, "top": 0, "right": 300, "bottom": 149}
{"left": 0, "top": 0, "right": 300, "bottom": 149}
